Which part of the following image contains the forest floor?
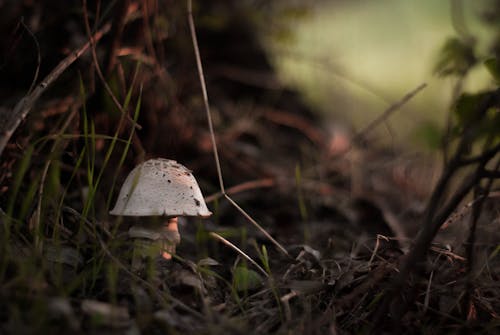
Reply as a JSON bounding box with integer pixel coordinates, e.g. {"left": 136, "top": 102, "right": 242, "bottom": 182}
{"left": 0, "top": 1, "right": 499, "bottom": 334}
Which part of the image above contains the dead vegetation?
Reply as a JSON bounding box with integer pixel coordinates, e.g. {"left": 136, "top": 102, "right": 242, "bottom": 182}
{"left": 0, "top": 1, "right": 499, "bottom": 334}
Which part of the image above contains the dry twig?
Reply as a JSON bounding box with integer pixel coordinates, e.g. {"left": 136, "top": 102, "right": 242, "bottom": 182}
{"left": 187, "top": 0, "right": 289, "bottom": 257}
{"left": 0, "top": 23, "right": 111, "bottom": 157}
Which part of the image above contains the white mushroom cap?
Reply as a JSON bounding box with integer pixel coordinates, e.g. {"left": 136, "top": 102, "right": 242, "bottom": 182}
{"left": 109, "top": 158, "right": 212, "bottom": 217}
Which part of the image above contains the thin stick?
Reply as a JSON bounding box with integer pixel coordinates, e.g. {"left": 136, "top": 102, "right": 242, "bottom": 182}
{"left": 209, "top": 232, "right": 269, "bottom": 278}
{"left": 224, "top": 194, "right": 289, "bottom": 257}
{"left": 0, "top": 23, "right": 111, "bottom": 158}
{"left": 205, "top": 178, "right": 275, "bottom": 203}
{"left": 187, "top": 0, "right": 225, "bottom": 193}
{"left": 423, "top": 270, "right": 434, "bottom": 313}
{"left": 187, "top": 0, "right": 290, "bottom": 257}
{"left": 352, "top": 83, "right": 427, "bottom": 143}
{"left": 368, "top": 234, "right": 389, "bottom": 266}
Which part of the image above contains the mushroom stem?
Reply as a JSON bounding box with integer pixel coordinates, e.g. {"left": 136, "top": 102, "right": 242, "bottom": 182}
{"left": 128, "top": 218, "right": 181, "bottom": 271}
{"left": 161, "top": 217, "right": 180, "bottom": 260}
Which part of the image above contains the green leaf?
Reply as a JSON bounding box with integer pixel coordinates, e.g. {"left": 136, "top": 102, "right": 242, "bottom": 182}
{"left": 454, "top": 91, "right": 500, "bottom": 140}
{"left": 232, "top": 266, "right": 263, "bottom": 292}
{"left": 484, "top": 58, "right": 500, "bottom": 84}
{"left": 433, "top": 37, "right": 476, "bottom": 77}
{"left": 7, "top": 145, "right": 34, "bottom": 218}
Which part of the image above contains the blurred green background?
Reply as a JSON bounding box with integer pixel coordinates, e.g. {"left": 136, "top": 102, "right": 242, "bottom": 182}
{"left": 265, "top": 0, "right": 496, "bottom": 146}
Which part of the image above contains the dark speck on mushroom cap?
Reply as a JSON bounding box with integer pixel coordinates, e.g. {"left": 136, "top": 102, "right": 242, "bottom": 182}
{"left": 109, "top": 158, "right": 212, "bottom": 217}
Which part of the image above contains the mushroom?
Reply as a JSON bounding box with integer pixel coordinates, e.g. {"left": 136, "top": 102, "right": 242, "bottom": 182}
{"left": 110, "top": 158, "right": 211, "bottom": 266}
